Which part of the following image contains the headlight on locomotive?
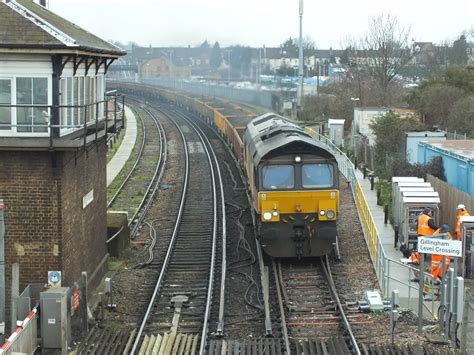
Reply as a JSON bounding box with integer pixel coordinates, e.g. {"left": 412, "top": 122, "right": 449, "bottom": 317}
{"left": 263, "top": 212, "right": 272, "bottom": 221}
{"left": 326, "top": 210, "right": 335, "bottom": 219}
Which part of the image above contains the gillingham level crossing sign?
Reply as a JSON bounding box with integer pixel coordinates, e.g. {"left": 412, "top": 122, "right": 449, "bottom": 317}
{"left": 417, "top": 237, "right": 462, "bottom": 257}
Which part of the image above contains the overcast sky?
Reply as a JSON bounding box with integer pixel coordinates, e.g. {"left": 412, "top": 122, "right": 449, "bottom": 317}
{"left": 49, "top": 0, "right": 473, "bottom": 49}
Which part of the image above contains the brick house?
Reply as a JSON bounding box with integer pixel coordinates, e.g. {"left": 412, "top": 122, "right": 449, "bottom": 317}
{"left": 0, "top": 0, "right": 124, "bottom": 326}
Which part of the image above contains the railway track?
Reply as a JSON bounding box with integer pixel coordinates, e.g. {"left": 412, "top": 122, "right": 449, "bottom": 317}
{"left": 275, "top": 256, "right": 362, "bottom": 354}
{"left": 106, "top": 103, "right": 167, "bottom": 238}
{"left": 128, "top": 109, "right": 226, "bottom": 354}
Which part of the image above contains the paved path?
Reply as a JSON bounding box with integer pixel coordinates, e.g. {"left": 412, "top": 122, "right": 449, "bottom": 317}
{"left": 355, "top": 170, "right": 438, "bottom": 316}
{"left": 107, "top": 106, "right": 137, "bottom": 187}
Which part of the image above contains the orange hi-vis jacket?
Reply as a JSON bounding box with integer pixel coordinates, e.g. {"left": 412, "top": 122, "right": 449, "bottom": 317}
{"left": 456, "top": 209, "right": 470, "bottom": 240}
{"left": 431, "top": 228, "right": 452, "bottom": 280}
{"left": 410, "top": 252, "right": 420, "bottom": 265}
{"left": 418, "top": 214, "right": 435, "bottom": 236}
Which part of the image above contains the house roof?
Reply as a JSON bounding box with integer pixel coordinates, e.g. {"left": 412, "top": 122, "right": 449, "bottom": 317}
{"left": 263, "top": 47, "right": 344, "bottom": 60}
{"left": 422, "top": 140, "right": 474, "bottom": 161}
{"left": 0, "top": 0, "right": 124, "bottom": 56}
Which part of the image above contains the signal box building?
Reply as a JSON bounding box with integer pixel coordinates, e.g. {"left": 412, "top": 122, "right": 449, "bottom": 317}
{"left": 0, "top": 0, "right": 125, "bottom": 320}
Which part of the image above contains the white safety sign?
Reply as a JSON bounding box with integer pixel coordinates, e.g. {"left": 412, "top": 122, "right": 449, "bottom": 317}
{"left": 418, "top": 237, "right": 462, "bottom": 257}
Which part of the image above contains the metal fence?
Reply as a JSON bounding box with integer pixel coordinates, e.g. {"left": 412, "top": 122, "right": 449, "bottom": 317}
{"left": 140, "top": 78, "right": 278, "bottom": 111}
{"left": 0, "top": 308, "right": 38, "bottom": 355}
{"left": 352, "top": 134, "right": 376, "bottom": 171}
{"left": 446, "top": 130, "right": 472, "bottom": 140}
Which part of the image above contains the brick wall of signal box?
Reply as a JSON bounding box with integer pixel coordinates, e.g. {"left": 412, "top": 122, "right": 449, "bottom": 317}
{"left": 0, "top": 143, "right": 108, "bottom": 318}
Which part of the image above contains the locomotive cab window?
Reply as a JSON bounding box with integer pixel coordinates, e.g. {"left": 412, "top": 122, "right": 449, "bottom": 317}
{"left": 262, "top": 165, "right": 294, "bottom": 189}
{"left": 302, "top": 163, "right": 333, "bottom": 188}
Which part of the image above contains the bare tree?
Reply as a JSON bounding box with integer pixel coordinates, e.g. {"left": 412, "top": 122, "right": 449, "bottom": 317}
{"left": 302, "top": 36, "right": 316, "bottom": 50}
{"left": 351, "top": 14, "right": 413, "bottom": 105}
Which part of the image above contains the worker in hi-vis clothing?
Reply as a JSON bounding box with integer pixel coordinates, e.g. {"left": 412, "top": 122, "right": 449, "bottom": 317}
{"left": 418, "top": 208, "right": 438, "bottom": 237}
{"left": 430, "top": 224, "right": 452, "bottom": 283}
{"left": 456, "top": 204, "right": 470, "bottom": 241}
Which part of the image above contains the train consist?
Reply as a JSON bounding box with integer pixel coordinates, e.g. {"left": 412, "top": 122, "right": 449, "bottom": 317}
{"left": 112, "top": 82, "right": 340, "bottom": 258}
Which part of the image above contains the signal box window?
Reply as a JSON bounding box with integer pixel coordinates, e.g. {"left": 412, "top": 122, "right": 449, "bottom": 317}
{"left": 16, "top": 77, "right": 48, "bottom": 133}
{"left": 262, "top": 165, "right": 294, "bottom": 189}
{"left": 302, "top": 164, "right": 333, "bottom": 188}
{"left": 0, "top": 79, "right": 11, "bottom": 130}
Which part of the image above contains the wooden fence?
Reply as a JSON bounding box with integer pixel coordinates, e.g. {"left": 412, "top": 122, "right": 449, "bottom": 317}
{"left": 427, "top": 174, "right": 474, "bottom": 232}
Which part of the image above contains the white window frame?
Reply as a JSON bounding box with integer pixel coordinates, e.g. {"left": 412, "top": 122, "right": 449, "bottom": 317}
{"left": 1, "top": 75, "right": 51, "bottom": 137}
{"left": 0, "top": 77, "right": 13, "bottom": 133}
{"left": 58, "top": 71, "right": 105, "bottom": 136}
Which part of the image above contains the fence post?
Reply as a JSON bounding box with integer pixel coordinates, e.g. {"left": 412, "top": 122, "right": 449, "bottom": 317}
{"left": 81, "top": 272, "right": 88, "bottom": 333}
{"left": 418, "top": 253, "right": 425, "bottom": 335}
{"left": 10, "top": 263, "right": 19, "bottom": 333}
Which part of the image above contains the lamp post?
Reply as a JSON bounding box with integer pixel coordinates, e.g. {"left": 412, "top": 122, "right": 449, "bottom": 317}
{"left": 227, "top": 50, "right": 231, "bottom": 82}
{"left": 166, "top": 50, "right": 173, "bottom": 78}
{"left": 297, "top": 0, "right": 304, "bottom": 118}
{"left": 350, "top": 97, "right": 360, "bottom": 153}
{"left": 350, "top": 97, "right": 360, "bottom": 107}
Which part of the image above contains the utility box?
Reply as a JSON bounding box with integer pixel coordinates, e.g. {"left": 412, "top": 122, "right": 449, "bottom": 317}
{"left": 400, "top": 197, "right": 440, "bottom": 247}
{"left": 391, "top": 178, "right": 426, "bottom": 229}
{"left": 40, "top": 287, "right": 71, "bottom": 350}
{"left": 328, "top": 119, "right": 345, "bottom": 147}
{"left": 397, "top": 191, "right": 439, "bottom": 233}
{"left": 461, "top": 216, "right": 474, "bottom": 279}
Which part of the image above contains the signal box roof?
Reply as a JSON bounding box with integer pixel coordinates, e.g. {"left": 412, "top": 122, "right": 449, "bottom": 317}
{"left": 0, "top": 0, "right": 125, "bottom": 57}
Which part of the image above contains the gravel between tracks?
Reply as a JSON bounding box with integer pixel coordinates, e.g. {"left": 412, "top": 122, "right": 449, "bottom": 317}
{"left": 98, "top": 109, "right": 184, "bottom": 330}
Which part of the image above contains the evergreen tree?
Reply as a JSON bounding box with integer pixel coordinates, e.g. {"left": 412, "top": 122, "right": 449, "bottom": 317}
{"left": 450, "top": 35, "right": 468, "bottom": 65}
{"left": 210, "top": 42, "right": 222, "bottom": 69}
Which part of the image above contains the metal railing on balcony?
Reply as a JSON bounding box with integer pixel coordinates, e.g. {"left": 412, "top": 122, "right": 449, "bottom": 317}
{"left": 0, "top": 94, "right": 124, "bottom": 149}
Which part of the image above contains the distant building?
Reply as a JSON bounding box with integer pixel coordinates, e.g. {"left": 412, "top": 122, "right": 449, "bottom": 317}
{"left": 128, "top": 46, "right": 211, "bottom": 78}
{"left": 403, "top": 131, "right": 446, "bottom": 164}
{"left": 352, "top": 107, "right": 419, "bottom": 146}
{"left": 352, "top": 107, "right": 389, "bottom": 146}
{"left": 417, "top": 140, "right": 474, "bottom": 195}
{"left": 140, "top": 55, "right": 191, "bottom": 78}
{"left": 262, "top": 47, "right": 343, "bottom": 76}
{"left": 328, "top": 119, "right": 345, "bottom": 147}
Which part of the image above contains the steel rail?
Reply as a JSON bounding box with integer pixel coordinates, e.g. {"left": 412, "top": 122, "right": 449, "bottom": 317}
{"left": 175, "top": 106, "right": 271, "bottom": 338}
{"left": 273, "top": 260, "right": 291, "bottom": 354}
{"left": 129, "top": 113, "right": 190, "bottom": 355}
{"left": 179, "top": 115, "right": 221, "bottom": 355}
{"left": 178, "top": 111, "right": 228, "bottom": 340}
{"left": 128, "top": 105, "right": 167, "bottom": 238}
{"left": 322, "top": 256, "right": 361, "bottom": 355}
